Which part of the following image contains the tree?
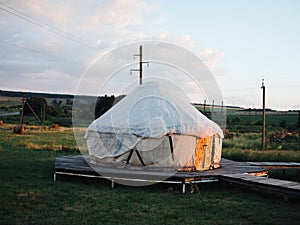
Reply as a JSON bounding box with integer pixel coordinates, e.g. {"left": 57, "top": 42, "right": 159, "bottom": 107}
{"left": 94, "top": 95, "right": 115, "bottom": 119}
{"left": 94, "top": 95, "right": 126, "bottom": 119}
{"left": 24, "top": 97, "right": 59, "bottom": 118}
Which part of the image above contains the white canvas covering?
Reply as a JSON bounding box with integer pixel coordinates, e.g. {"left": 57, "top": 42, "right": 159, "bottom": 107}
{"left": 86, "top": 81, "right": 223, "bottom": 169}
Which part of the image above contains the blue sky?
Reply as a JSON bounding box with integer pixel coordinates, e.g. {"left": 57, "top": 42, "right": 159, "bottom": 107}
{"left": 0, "top": 0, "right": 299, "bottom": 110}
{"left": 157, "top": 0, "right": 300, "bottom": 109}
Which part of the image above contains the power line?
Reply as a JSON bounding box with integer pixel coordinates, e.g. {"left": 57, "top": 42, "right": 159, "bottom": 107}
{"left": 0, "top": 39, "right": 81, "bottom": 65}
{"left": 0, "top": 2, "right": 98, "bottom": 50}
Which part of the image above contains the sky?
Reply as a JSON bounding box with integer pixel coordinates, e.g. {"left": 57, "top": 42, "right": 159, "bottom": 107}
{"left": 0, "top": 0, "right": 299, "bottom": 110}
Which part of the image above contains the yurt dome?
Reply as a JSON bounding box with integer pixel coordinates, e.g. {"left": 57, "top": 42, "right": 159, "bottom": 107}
{"left": 86, "top": 81, "right": 223, "bottom": 171}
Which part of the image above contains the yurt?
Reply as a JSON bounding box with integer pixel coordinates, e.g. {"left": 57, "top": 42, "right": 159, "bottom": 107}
{"left": 85, "top": 81, "right": 223, "bottom": 171}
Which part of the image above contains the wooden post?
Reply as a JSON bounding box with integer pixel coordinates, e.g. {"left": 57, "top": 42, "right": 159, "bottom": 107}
{"left": 20, "top": 98, "right": 25, "bottom": 126}
{"left": 111, "top": 179, "right": 115, "bottom": 188}
{"left": 182, "top": 182, "right": 186, "bottom": 193}
{"left": 139, "top": 45, "right": 143, "bottom": 85}
{"left": 297, "top": 110, "right": 300, "bottom": 137}
{"left": 221, "top": 100, "right": 224, "bottom": 114}
{"left": 261, "top": 79, "right": 266, "bottom": 150}
{"left": 25, "top": 100, "right": 44, "bottom": 126}
{"left": 43, "top": 99, "right": 46, "bottom": 121}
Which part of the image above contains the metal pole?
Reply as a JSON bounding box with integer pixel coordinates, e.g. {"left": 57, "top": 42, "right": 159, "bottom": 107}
{"left": 20, "top": 98, "right": 25, "bottom": 126}
{"left": 261, "top": 79, "right": 266, "bottom": 150}
{"left": 130, "top": 45, "right": 148, "bottom": 85}
{"left": 139, "top": 45, "right": 142, "bottom": 85}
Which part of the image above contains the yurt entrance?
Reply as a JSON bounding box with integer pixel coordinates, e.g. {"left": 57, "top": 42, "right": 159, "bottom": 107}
{"left": 194, "top": 137, "right": 213, "bottom": 171}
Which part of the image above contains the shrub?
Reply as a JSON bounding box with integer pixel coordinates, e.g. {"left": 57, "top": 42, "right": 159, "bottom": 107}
{"left": 232, "top": 117, "right": 242, "bottom": 123}
{"left": 279, "top": 120, "right": 287, "bottom": 128}
{"left": 254, "top": 121, "right": 262, "bottom": 126}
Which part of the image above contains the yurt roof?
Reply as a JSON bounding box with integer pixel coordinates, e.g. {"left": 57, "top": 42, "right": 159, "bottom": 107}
{"left": 87, "top": 81, "right": 223, "bottom": 139}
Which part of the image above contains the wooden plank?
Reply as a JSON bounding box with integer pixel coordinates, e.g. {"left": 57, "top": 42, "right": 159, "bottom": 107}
{"left": 247, "top": 162, "right": 300, "bottom": 169}
{"left": 54, "top": 155, "right": 267, "bottom": 181}
{"left": 220, "top": 174, "right": 300, "bottom": 196}
{"left": 55, "top": 156, "right": 193, "bottom": 181}
{"left": 226, "top": 174, "right": 266, "bottom": 181}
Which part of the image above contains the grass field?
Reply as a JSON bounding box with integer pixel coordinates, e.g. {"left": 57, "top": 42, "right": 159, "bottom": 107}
{"left": 0, "top": 124, "right": 300, "bottom": 224}
{"left": 222, "top": 132, "right": 300, "bottom": 162}
{"left": 1, "top": 146, "right": 300, "bottom": 224}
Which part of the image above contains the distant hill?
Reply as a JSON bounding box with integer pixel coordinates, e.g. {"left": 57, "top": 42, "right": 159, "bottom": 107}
{"left": 2, "top": 89, "right": 297, "bottom": 113}
{"left": 0, "top": 90, "right": 74, "bottom": 99}
{"left": 193, "top": 102, "right": 243, "bottom": 110}
{"left": 0, "top": 90, "right": 264, "bottom": 112}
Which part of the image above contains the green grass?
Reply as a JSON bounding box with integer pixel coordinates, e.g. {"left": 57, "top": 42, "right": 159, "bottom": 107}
{"left": 223, "top": 132, "right": 300, "bottom": 151}
{"left": 223, "top": 133, "right": 300, "bottom": 151}
{"left": 223, "top": 133, "right": 262, "bottom": 150}
{"left": 222, "top": 132, "right": 300, "bottom": 162}
{"left": 0, "top": 124, "right": 300, "bottom": 224}
{"left": 268, "top": 169, "right": 300, "bottom": 182}
{"left": 0, "top": 124, "right": 79, "bottom": 151}
{"left": 1, "top": 147, "right": 300, "bottom": 225}
{"left": 222, "top": 148, "right": 300, "bottom": 162}
{"left": 228, "top": 113, "right": 298, "bottom": 127}
{"left": 226, "top": 111, "right": 299, "bottom": 132}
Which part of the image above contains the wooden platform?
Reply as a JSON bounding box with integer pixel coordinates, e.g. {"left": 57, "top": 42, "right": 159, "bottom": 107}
{"left": 55, "top": 155, "right": 267, "bottom": 192}
{"left": 54, "top": 155, "right": 300, "bottom": 196}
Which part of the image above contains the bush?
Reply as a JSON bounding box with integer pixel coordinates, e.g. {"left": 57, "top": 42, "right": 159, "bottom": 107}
{"left": 232, "top": 117, "right": 242, "bottom": 123}
{"left": 254, "top": 121, "right": 262, "bottom": 126}
{"left": 279, "top": 120, "right": 287, "bottom": 128}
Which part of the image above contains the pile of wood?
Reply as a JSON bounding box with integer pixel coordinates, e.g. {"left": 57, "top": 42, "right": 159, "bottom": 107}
{"left": 13, "top": 125, "right": 24, "bottom": 134}
{"left": 269, "top": 130, "right": 298, "bottom": 143}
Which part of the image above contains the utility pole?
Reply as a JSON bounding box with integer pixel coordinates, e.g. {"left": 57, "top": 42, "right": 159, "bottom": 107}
{"left": 261, "top": 79, "right": 266, "bottom": 150}
{"left": 139, "top": 45, "right": 142, "bottom": 85}
{"left": 130, "top": 45, "right": 149, "bottom": 85}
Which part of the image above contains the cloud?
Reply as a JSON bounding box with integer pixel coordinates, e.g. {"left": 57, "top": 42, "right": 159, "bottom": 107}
{"left": 198, "top": 48, "right": 225, "bottom": 68}
{"left": 0, "top": 69, "right": 78, "bottom": 93}
{"left": 152, "top": 32, "right": 196, "bottom": 50}
{"left": 78, "top": 0, "right": 156, "bottom": 30}
{"left": 151, "top": 32, "right": 225, "bottom": 70}
{"left": 0, "top": 0, "right": 225, "bottom": 94}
